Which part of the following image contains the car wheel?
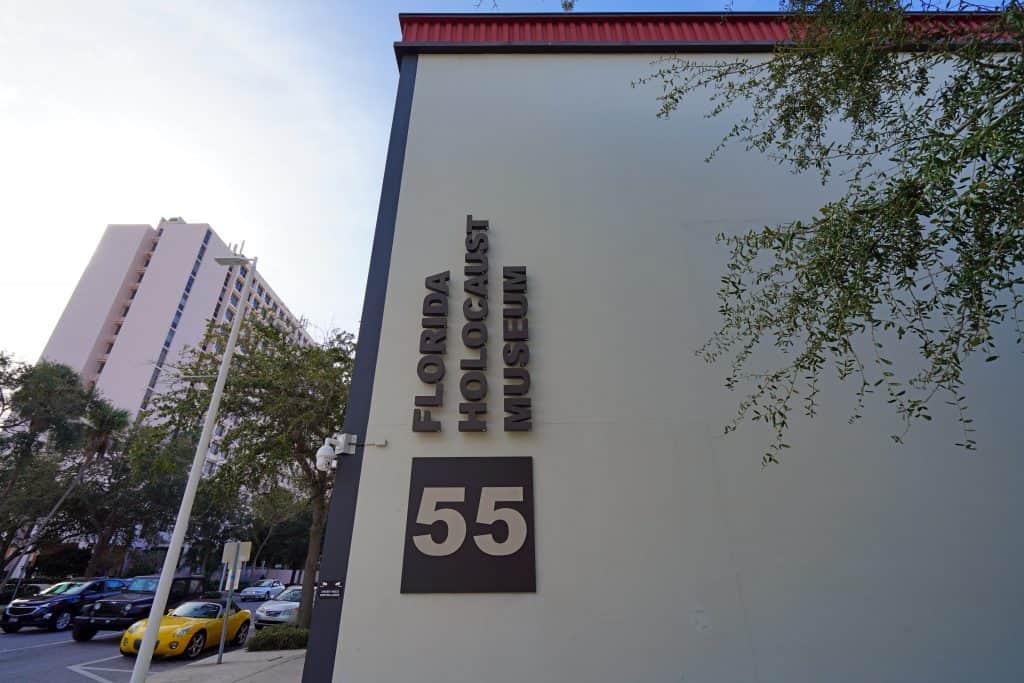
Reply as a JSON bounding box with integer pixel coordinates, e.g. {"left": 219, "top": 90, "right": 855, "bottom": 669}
{"left": 231, "top": 621, "right": 250, "bottom": 646}
{"left": 49, "top": 611, "right": 73, "bottom": 631}
{"left": 1, "top": 625, "right": 21, "bottom": 634}
{"left": 184, "top": 631, "right": 206, "bottom": 659}
{"left": 72, "top": 625, "right": 98, "bottom": 642}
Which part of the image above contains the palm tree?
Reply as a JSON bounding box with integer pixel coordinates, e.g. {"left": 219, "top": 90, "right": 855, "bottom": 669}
{"left": 2, "top": 395, "right": 129, "bottom": 582}
{"left": 0, "top": 362, "right": 88, "bottom": 572}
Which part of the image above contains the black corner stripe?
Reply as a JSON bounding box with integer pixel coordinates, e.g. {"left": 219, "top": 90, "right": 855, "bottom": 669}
{"left": 302, "top": 53, "right": 418, "bottom": 683}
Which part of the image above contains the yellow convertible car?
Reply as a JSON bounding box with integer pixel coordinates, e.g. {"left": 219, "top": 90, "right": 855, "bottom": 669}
{"left": 120, "top": 599, "right": 251, "bottom": 659}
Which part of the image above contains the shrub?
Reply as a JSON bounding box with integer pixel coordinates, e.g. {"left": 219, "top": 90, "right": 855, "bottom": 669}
{"left": 247, "top": 624, "right": 308, "bottom": 651}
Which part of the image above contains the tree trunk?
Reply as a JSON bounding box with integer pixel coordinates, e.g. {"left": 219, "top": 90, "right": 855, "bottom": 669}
{"left": 84, "top": 525, "right": 116, "bottom": 577}
{"left": 0, "top": 524, "right": 22, "bottom": 572}
{"left": 297, "top": 494, "right": 326, "bottom": 629}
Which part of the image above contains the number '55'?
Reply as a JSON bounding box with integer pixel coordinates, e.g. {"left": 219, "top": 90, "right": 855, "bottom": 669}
{"left": 412, "top": 486, "right": 527, "bottom": 557}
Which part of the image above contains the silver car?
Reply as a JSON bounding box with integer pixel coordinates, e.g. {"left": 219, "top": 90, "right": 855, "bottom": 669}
{"left": 238, "top": 579, "right": 283, "bottom": 602}
{"left": 253, "top": 585, "right": 301, "bottom": 629}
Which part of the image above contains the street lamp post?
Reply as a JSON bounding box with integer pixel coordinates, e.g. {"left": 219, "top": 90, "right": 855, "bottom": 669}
{"left": 129, "top": 254, "right": 257, "bottom": 683}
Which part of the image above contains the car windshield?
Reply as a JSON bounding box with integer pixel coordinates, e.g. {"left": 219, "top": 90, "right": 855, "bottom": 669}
{"left": 126, "top": 578, "right": 159, "bottom": 593}
{"left": 40, "top": 582, "right": 85, "bottom": 595}
{"left": 170, "top": 602, "right": 221, "bottom": 619}
{"left": 275, "top": 588, "right": 301, "bottom": 602}
{"left": 253, "top": 580, "right": 276, "bottom": 587}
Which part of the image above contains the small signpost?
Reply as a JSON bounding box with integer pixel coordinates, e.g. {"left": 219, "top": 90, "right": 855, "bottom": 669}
{"left": 217, "top": 540, "right": 251, "bottom": 664}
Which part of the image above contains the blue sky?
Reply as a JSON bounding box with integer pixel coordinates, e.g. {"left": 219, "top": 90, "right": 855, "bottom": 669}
{"left": 1, "top": 0, "right": 773, "bottom": 362}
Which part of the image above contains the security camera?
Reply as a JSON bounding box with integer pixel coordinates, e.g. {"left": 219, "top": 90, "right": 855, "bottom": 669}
{"left": 315, "top": 433, "right": 359, "bottom": 472}
{"left": 315, "top": 442, "right": 337, "bottom": 472}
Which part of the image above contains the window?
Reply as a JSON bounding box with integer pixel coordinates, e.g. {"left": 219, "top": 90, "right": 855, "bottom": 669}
{"left": 185, "top": 276, "right": 195, "bottom": 293}
{"left": 96, "top": 361, "right": 105, "bottom": 374}
{"left": 265, "top": 294, "right": 271, "bottom": 305}
{"left": 225, "top": 309, "right": 234, "bottom": 322}
{"left": 144, "top": 257, "right": 151, "bottom": 267}
{"left": 157, "top": 227, "right": 164, "bottom": 236}
{"left": 257, "top": 285, "right": 264, "bottom": 296}
{"left": 198, "top": 244, "right": 207, "bottom": 260}
{"left": 149, "top": 367, "right": 161, "bottom": 388}
{"left": 210, "top": 442, "right": 219, "bottom": 455}
{"left": 114, "top": 323, "right": 122, "bottom": 335}
{"left": 122, "top": 305, "right": 130, "bottom": 317}
{"left": 171, "top": 311, "right": 181, "bottom": 329}
{"left": 158, "top": 348, "right": 168, "bottom": 365}
{"left": 136, "top": 271, "right": 144, "bottom": 283}
{"left": 105, "top": 343, "right": 114, "bottom": 354}
{"left": 223, "top": 272, "right": 231, "bottom": 286}
{"left": 129, "top": 288, "right": 137, "bottom": 300}
{"left": 234, "top": 279, "right": 243, "bottom": 292}
{"left": 164, "top": 329, "right": 175, "bottom": 347}
{"left": 230, "top": 293, "right": 239, "bottom": 307}
{"left": 179, "top": 294, "right": 188, "bottom": 309}
{"left": 191, "top": 259, "right": 200, "bottom": 276}
{"left": 203, "top": 229, "right": 212, "bottom": 245}
{"left": 240, "top": 265, "right": 248, "bottom": 277}
{"left": 213, "top": 303, "right": 221, "bottom": 318}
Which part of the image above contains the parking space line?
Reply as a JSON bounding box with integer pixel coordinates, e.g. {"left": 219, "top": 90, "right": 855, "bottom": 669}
{"left": 0, "top": 638, "right": 77, "bottom": 654}
{"left": 68, "top": 654, "right": 124, "bottom": 683}
{"left": 85, "top": 667, "right": 133, "bottom": 672}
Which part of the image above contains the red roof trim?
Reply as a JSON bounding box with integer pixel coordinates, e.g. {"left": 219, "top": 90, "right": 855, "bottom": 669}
{"left": 396, "top": 11, "right": 1000, "bottom": 56}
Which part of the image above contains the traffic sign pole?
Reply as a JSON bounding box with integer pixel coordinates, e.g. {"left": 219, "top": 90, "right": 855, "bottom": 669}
{"left": 218, "top": 544, "right": 242, "bottom": 664}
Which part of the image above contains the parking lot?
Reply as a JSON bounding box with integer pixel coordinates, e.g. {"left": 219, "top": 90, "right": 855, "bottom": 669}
{"left": 0, "top": 598, "right": 271, "bottom": 683}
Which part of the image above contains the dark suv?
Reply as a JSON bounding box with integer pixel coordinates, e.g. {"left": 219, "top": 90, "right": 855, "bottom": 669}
{"left": 72, "top": 575, "right": 205, "bottom": 641}
{"left": 2, "top": 578, "right": 127, "bottom": 632}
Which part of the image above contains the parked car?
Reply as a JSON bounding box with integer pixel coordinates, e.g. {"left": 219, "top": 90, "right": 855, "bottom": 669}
{"left": 0, "top": 582, "right": 50, "bottom": 608}
{"left": 253, "top": 585, "right": 301, "bottom": 629}
{"left": 1, "top": 578, "right": 127, "bottom": 633}
{"left": 119, "top": 599, "right": 251, "bottom": 659}
{"left": 238, "top": 579, "right": 283, "bottom": 602}
{"left": 71, "top": 575, "right": 205, "bottom": 641}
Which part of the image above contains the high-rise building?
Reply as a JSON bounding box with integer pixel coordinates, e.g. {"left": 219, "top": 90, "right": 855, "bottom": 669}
{"left": 41, "top": 218, "right": 312, "bottom": 469}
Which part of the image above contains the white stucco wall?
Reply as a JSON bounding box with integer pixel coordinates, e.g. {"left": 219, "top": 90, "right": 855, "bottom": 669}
{"left": 334, "top": 53, "right": 1024, "bottom": 683}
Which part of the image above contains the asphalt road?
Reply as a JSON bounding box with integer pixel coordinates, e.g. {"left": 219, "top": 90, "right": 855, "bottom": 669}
{"left": 0, "top": 598, "right": 271, "bottom": 683}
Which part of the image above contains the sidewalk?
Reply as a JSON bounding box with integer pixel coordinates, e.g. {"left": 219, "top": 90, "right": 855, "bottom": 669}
{"left": 147, "top": 649, "right": 305, "bottom": 682}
